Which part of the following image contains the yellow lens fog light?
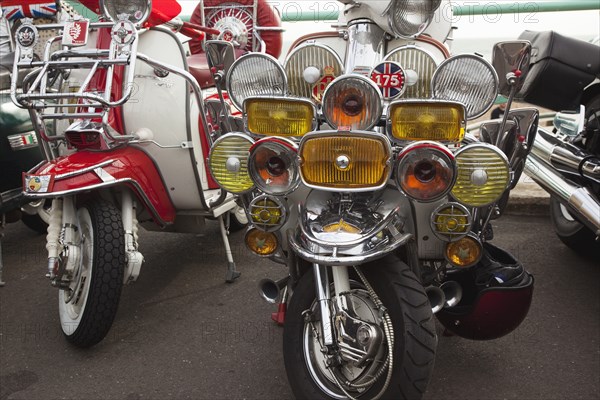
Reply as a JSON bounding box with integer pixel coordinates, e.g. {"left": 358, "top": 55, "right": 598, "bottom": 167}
{"left": 245, "top": 97, "right": 316, "bottom": 137}
{"left": 249, "top": 195, "right": 287, "bottom": 232}
{"left": 388, "top": 101, "right": 465, "bottom": 142}
{"left": 445, "top": 234, "right": 482, "bottom": 268}
{"left": 430, "top": 203, "right": 472, "bottom": 242}
{"left": 208, "top": 133, "right": 254, "bottom": 194}
{"left": 245, "top": 228, "right": 279, "bottom": 256}
{"left": 451, "top": 143, "right": 510, "bottom": 207}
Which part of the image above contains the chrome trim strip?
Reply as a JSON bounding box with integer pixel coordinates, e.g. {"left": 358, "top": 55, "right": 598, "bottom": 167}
{"left": 53, "top": 160, "right": 115, "bottom": 180}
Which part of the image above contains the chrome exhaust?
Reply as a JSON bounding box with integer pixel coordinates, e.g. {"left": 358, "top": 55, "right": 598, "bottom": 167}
{"left": 532, "top": 129, "right": 600, "bottom": 184}
{"left": 426, "top": 286, "right": 445, "bottom": 314}
{"left": 258, "top": 276, "right": 290, "bottom": 304}
{"left": 441, "top": 281, "right": 463, "bottom": 308}
{"left": 526, "top": 153, "right": 600, "bottom": 236}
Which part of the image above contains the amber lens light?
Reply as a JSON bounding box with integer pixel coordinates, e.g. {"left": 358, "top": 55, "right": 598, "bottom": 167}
{"left": 322, "top": 75, "right": 383, "bottom": 130}
{"left": 249, "top": 196, "right": 286, "bottom": 232}
{"left": 248, "top": 138, "right": 300, "bottom": 195}
{"left": 451, "top": 144, "right": 510, "bottom": 207}
{"left": 396, "top": 141, "right": 456, "bottom": 202}
{"left": 445, "top": 234, "right": 483, "bottom": 268}
{"left": 388, "top": 101, "right": 465, "bottom": 142}
{"left": 245, "top": 228, "right": 278, "bottom": 256}
{"left": 300, "top": 134, "right": 391, "bottom": 190}
{"left": 245, "top": 97, "right": 315, "bottom": 137}
{"left": 208, "top": 133, "right": 254, "bottom": 193}
{"left": 430, "top": 203, "right": 472, "bottom": 242}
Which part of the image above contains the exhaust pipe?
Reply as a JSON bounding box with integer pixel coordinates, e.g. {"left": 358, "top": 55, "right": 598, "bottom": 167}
{"left": 258, "top": 276, "right": 290, "bottom": 304}
{"left": 532, "top": 129, "right": 600, "bottom": 184}
{"left": 526, "top": 153, "right": 600, "bottom": 236}
{"left": 441, "top": 281, "right": 463, "bottom": 308}
{"left": 426, "top": 286, "right": 445, "bottom": 314}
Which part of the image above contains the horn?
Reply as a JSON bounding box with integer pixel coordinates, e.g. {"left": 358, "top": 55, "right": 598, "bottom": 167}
{"left": 441, "top": 281, "right": 463, "bottom": 308}
{"left": 426, "top": 286, "right": 446, "bottom": 314}
{"left": 258, "top": 276, "right": 290, "bottom": 304}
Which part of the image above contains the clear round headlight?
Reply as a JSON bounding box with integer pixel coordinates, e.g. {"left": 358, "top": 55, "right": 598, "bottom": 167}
{"left": 101, "top": 0, "right": 151, "bottom": 24}
{"left": 451, "top": 143, "right": 510, "bottom": 207}
{"left": 284, "top": 43, "right": 343, "bottom": 103}
{"left": 248, "top": 137, "right": 300, "bottom": 195}
{"left": 396, "top": 141, "right": 456, "bottom": 202}
{"left": 388, "top": 0, "right": 442, "bottom": 38}
{"left": 432, "top": 54, "right": 499, "bottom": 120}
{"left": 322, "top": 75, "right": 383, "bottom": 130}
{"left": 208, "top": 133, "right": 254, "bottom": 194}
{"left": 227, "top": 53, "right": 287, "bottom": 111}
{"left": 385, "top": 45, "right": 440, "bottom": 99}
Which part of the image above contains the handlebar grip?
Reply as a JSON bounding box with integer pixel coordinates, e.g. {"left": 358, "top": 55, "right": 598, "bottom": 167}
{"left": 181, "top": 21, "right": 221, "bottom": 37}
{"left": 179, "top": 25, "right": 205, "bottom": 40}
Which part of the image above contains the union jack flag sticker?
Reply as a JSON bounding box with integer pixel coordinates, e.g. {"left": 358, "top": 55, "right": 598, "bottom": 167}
{"left": 1, "top": 1, "right": 58, "bottom": 21}
{"left": 370, "top": 61, "right": 406, "bottom": 100}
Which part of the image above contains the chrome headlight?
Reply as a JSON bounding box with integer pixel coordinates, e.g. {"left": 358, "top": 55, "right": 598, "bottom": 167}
{"left": 322, "top": 75, "right": 383, "bottom": 130}
{"left": 244, "top": 97, "right": 317, "bottom": 138}
{"left": 384, "top": 45, "right": 440, "bottom": 99}
{"left": 388, "top": 0, "right": 442, "bottom": 38}
{"left": 248, "top": 137, "right": 300, "bottom": 195}
{"left": 249, "top": 195, "right": 288, "bottom": 232}
{"left": 208, "top": 133, "right": 254, "bottom": 194}
{"left": 284, "top": 43, "right": 343, "bottom": 103}
{"left": 430, "top": 203, "right": 472, "bottom": 242}
{"left": 396, "top": 141, "right": 456, "bottom": 202}
{"left": 451, "top": 143, "right": 510, "bottom": 207}
{"left": 227, "top": 53, "right": 287, "bottom": 111}
{"left": 101, "top": 0, "right": 151, "bottom": 24}
{"left": 432, "top": 54, "right": 499, "bottom": 120}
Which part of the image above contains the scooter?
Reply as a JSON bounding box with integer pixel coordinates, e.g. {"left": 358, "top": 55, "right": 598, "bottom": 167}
{"left": 8, "top": 0, "right": 282, "bottom": 347}
{"left": 517, "top": 30, "right": 600, "bottom": 254}
{"left": 206, "top": 1, "right": 538, "bottom": 398}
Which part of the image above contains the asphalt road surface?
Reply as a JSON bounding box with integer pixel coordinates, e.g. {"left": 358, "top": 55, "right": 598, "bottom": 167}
{"left": 1, "top": 215, "right": 598, "bottom": 400}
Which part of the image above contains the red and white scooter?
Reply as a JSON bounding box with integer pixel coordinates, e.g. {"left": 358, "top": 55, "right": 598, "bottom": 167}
{"left": 9, "top": 0, "right": 280, "bottom": 347}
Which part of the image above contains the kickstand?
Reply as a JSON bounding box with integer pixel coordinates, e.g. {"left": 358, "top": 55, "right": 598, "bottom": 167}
{"left": 218, "top": 214, "right": 240, "bottom": 283}
{"left": 0, "top": 216, "right": 6, "bottom": 287}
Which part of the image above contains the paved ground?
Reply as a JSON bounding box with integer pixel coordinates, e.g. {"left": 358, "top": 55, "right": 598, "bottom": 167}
{"left": 0, "top": 214, "right": 598, "bottom": 400}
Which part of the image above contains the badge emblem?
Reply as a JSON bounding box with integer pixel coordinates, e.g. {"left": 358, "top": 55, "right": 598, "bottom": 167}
{"left": 24, "top": 175, "right": 52, "bottom": 193}
{"left": 15, "top": 21, "right": 38, "bottom": 49}
{"left": 370, "top": 61, "right": 406, "bottom": 100}
{"left": 62, "top": 19, "right": 90, "bottom": 47}
{"left": 312, "top": 66, "right": 336, "bottom": 103}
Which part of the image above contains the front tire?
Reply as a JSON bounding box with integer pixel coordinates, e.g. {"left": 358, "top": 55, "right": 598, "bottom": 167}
{"left": 283, "top": 255, "right": 437, "bottom": 399}
{"left": 549, "top": 196, "right": 599, "bottom": 256}
{"left": 58, "top": 199, "right": 125, "bottom": 348}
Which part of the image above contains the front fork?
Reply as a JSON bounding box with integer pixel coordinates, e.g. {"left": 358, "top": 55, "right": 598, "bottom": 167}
{"left": 313, "top": 263, "right": 351, "bottom": 347}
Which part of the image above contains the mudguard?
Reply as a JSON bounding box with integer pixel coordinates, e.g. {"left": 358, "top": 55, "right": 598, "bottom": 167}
{"left": 23, "top": 147, "right": 176, "bottom": 225}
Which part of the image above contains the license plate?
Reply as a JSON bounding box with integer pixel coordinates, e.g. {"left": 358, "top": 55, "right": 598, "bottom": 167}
{"left": 62, "top": 19, "right": 89, "bottom": 47}
{"left": 23, "top": 174, "right": 53, "bottom": 193}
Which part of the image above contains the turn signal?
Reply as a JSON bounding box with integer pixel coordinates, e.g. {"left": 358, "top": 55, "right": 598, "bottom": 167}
{"left": 248, "top": 138, "right": 300, "bottom": 195}
{"left": 208, "top": 133, "right": 254, "bottom": 194}
{"left": 396, "top": 141, "right": 456, "bottom": 202}
{"left": 445, "top": 234, "right": 483, "bottom": 268}
{"left": 245, "top": 228, "right": 279, "bottom": 256}
{"left": 322, "top": 75, "right": 382, "bottom": 130}
{"left": 245, "top": 97, "right": 316, "bottom": 137}
{"left": 388, "top": 101, "right": 465, "bottom": 142}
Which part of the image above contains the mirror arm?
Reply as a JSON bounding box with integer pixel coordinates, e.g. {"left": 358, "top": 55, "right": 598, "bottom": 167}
{"left": 495, "top": 72, "right": 520, "bottom": 147}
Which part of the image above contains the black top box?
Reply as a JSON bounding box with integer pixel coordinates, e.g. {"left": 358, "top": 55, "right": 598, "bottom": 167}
{"left": 517, "top": 30, "right": 600, "bottom": 111}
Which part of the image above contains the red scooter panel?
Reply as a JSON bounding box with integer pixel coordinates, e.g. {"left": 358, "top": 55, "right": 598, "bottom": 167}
{"left": 25, "top": 148, "right": 176, "bottom": 224}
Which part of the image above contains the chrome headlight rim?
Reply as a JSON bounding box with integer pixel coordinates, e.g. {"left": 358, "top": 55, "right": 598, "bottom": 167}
{"left": 432, "top": 54, "right": 500, "bottom": 120}
{"left": 226, "top": 52, "right": 288, "bottom": 112}
{"left": 298, "top": 130, "right": 393, "bottom": 193}
{"left": 243, "top": 96, "right": 318, "bottom": 138}
{"left": 100, "top": 0, "right": 151, "bottom": 25}
{"left": 387, "top": 0, "right": 442, "bottom": 39}
{"left": 321, "top": 74, "right": 384, "bottom": 131}
{"left": 248, "top": 194, "right": 288, "bottom": 233}
{"left": 248, "top": 137, "right": 301, "bottom": 196}
{"left": 395, "top": 140, "right": 457, "bottom": 202}
{"left": 451, "top": 142, "right": 511, "bottom": 207}
{"left": 430, "top": 202, "right": 473, "bottom": 243}
{"left": 208, "top": 132, "right": 255, "bottom": 194}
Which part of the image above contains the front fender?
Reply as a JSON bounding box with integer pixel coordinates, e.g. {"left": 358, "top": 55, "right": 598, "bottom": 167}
{"left": 24, "top": 147, "right": 176, "bottom": 225}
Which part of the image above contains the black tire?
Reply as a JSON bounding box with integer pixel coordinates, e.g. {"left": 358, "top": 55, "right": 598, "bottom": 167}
{"left": 58, "top": 199, "right": 125, "bottom": 348}
{"left": 549, "top": 196, "right": 600, "bottom": 256}
{"left": 228, "top": 205, "right": 248, "bottom": 232}
{"left": 283, "top": 254, "right": 437, "bottom": 400}
{"left": 21, "top": 213, "right": 48, "bottom": 234}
